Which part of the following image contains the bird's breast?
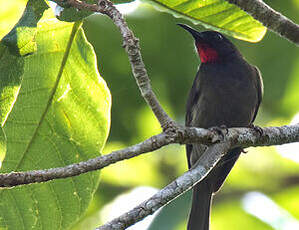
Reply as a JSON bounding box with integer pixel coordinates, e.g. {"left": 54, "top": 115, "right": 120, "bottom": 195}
{"left": 189, "top": 61, "right": 258, "bottom": 128}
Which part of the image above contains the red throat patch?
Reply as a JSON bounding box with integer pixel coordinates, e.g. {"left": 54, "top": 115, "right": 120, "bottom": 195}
{"left": 196, "top": 43, "right": 219, "bottom": 63}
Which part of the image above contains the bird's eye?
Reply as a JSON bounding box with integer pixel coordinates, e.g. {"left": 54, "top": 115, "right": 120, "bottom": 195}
{"left": 215, "top": 34, "right": 223, "bottom": 40}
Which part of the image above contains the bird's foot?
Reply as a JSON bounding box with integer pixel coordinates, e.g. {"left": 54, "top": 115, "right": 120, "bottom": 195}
{"left": 219, "top": 125, "right": 229, "bottom": 134}
{"left": 209, "top": 125, "right": 228, "bottom": 141}
{"left": 249, "top": 124, "right": 263, "bottom": 136}
{"left": 163, "top": 120, "right": 184, "bottom": 142}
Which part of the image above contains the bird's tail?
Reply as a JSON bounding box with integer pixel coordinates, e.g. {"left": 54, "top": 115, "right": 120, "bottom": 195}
{"left": 187, "top": 148, "right": 242, "bottom": 230}
{"left": 187, "top": 179, "right": 212, "bottom": 230}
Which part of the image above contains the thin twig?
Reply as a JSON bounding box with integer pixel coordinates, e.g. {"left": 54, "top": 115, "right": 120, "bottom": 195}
{"left": 56, "top": 0, "right": 175, "bottom": 129}
{"left": 225, "top": 0, "right": 299, "bottom": 45}
{"left": 98, "top": 0, "right": 176, "bottom": 129}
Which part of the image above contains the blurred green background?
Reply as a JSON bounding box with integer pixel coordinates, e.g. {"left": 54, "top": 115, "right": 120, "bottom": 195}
{"left": 77, "top": 1, "right": 299, "bottom": 229}
{"left": 1, "top": 0, "right": 299, "bottom": 229}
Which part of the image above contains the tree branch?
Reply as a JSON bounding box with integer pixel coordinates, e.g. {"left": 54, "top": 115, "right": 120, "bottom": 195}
{"left": 96, "top": 142, "right": 231, "bottom": 230}
{"left": 96, "top": 124, "right": 299, "bottom": 229}
{"left": 0, "top": 124, "right": 298, "bottom": 187}
{"left": 0, "top": 133, "right": 170, "bottom": 187}
{"left": 31, "top": 1, "right": 298, "bottom": 229}
{"left": 225, "top": 0, "right": 299, "bottom": 45}
{"left": 101, "top": 0, "right": 176, "bottom": 129}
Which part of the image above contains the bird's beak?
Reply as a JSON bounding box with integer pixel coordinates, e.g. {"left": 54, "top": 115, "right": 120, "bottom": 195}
{"left": 177, "top": 24, "right": 203, "bottom": 41}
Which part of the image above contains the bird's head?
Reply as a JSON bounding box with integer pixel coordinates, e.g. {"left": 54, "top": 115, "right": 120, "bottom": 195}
{"left": 178, "top": 24, "right": 240, "bottom": 63}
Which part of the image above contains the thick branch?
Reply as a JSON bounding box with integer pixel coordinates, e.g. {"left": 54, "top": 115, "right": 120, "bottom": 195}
{"left": 102, "top": 1, "right": 175, "bottom": 129}
{"left": 183, "top": 124, "right": 299, "bottom": 148}
{"left": 225, "top": 0, "right": 299, "bottom": 45}
{"left": 0, "top": 124, "right": 298, "bottom": 187}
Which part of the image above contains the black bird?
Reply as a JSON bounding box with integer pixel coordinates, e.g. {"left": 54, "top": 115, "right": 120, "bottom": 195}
{"left": 178, "top": 24, "right": 263, "bottom": 230}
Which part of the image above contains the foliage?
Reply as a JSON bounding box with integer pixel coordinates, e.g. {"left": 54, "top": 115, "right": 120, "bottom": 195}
{"left": 0, "top": 0, "right": 298, "bottom": 229}
{"left": 145, "top": 0, "right": 266, "bottom": 42}
{"left": 0, "top": 1, "right": 111, "bottom": 229}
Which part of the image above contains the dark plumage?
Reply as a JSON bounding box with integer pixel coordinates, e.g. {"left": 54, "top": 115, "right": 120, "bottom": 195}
{"left": 178, "top": 24, "right": 263, "bottom": 230}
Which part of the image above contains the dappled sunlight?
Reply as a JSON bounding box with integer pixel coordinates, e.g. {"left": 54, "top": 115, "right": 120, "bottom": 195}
{"left": 102, "top": 141, "right": 161, "bottom": 187}
{"left": 276, "top": 113, "right": 299, "bottom": 163}
{"left": 100, "top": 186, "right": 159, "bottom": 229}
{"left": 227, "top": 146, "right": 283, "bottom": 190}
{"left": 242, "top": 192, "right": 299, "bottom": 230}
{"left": 115, "top": 0, "right": 141, "bottom": 15}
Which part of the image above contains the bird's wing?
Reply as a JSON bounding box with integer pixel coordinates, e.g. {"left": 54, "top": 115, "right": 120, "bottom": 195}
{"left": 185, "top": 71, "right": 201, "bottom": 168}
{"left": 251, "top": 66, "right": 264, "bottom": 123}
{"left": 185, "top": 71, "right": 201, "bottom": 127}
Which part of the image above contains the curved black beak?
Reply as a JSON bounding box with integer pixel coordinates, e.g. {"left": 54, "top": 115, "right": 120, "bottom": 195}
{"left": 177, "top": 23, "right": 203, "bottom": 41}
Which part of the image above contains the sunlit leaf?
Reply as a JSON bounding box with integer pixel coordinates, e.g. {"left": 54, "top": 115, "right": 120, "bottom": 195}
{"left": 0, "top": 0, "right": 48, "bottom": 172}
{"left": 0, "top": 43, "right": 24, "bottom": 126}
{"left": 0, "top": 8, "right": 111, "bottom": 230}
{"left": 0, "top": 0, "right": 27, "bottom": 39}
{"left": 2, "top": 0, "right": 49, "bottom": 56}
{"left": 144, "top": 0, "right": 266, "bottom": 42}
{"left": 0, "top": 127, "right": 6, "bottom": 166}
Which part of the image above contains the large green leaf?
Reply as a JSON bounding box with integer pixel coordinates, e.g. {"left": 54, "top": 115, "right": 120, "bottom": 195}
{"left": 0, "top": 0, "right": 27, "bottom": 39}
{"left": 0, "top": 43, "right": 24, "bottom": 128}
{"left": 2, "top": 0, "right": 49, "bottom": 56}
{"left": 0, "top": 9, "right": 111, "bottom": 230}
{"left": 0, "top": 0, "right": 48, "bottom": 164}
{"left": 145, "top": 0, "right": 266, "bottom": 42}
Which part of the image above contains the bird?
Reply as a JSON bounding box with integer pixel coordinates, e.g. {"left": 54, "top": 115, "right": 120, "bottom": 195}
{"left": 177, "top": 24, "right": 263, "bottom": 230}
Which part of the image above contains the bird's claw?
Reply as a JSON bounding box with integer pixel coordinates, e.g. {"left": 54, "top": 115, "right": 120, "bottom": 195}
{"left": 219, "top": 125, "right": 229, "bottom": 134}
{"left": 209, "top": 125, "right": 228, "bottom": 141}
{"left": 249, "top": 124, "right": 263, "bottom": 136}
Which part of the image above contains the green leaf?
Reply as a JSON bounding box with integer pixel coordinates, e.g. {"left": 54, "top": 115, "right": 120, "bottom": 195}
{"left": 0, "top": 43, "right": 24, "bottom": 126}
{"left": 0, "top": 10, "right": 111, "bottom": 230}
{"left": 0, "top": 0, "right": 27, "bottom": 40}
{"left": 0, "top": 126, "right": 7, "bottom": 166}
{"left": 0, "top": 44, "right": 23, "bottom": 163}
{"left": 144, "top": 0, "right": 266, "bottom": 42}
{"left": 1, "top": 0, "right": 49, "bottom": 56}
